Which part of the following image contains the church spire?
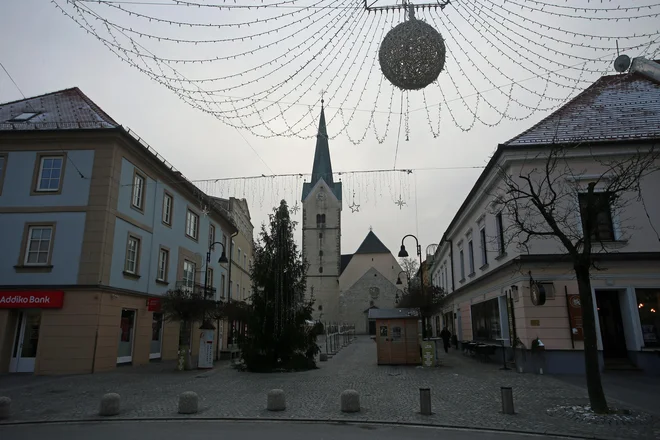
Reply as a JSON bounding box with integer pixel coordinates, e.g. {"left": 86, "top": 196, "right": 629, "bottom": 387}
{"left": 310, "top": 101, "right": 334, "bottom": 187}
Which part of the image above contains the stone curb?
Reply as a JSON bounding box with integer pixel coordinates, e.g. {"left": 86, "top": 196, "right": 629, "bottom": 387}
{"left": 0, "top": 416, "right": 606, "bottom": 439}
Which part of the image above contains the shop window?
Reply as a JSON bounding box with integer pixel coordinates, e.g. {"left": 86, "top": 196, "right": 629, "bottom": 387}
{"left": 470, "top": 297, "right": 502, "bottom": 341}
{"left": 636, "top": 289, "right": 659, "bottom": 348}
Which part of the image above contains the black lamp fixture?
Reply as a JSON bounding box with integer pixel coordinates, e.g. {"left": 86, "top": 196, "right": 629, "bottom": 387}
{"left": 395, "top": 270, "right": 407, "bottom": 286}
{"left": 217, "top": 250, "right": 228, "bottom": 264}
{"left": 398, "top": 244, "right": 409, "bottom": 258}
{"left": 396, "top": 276, "right": 402, "bottom": 285}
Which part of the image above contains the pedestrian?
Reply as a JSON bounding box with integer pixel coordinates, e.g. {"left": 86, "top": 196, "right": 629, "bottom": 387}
{"left": 440, "top": 326, "right": 451, "bottom": 354}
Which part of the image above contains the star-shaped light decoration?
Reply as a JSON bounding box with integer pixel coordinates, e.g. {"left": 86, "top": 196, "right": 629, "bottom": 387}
{"left": 290, "top": 202, "right": 300, "bottom": 214}
{"left": 395, "top": 195, "right": 407, "bottom": 210}
{"left": 201, "top": 205, "right": 210, "bottom": 216}
{"left": 349, "top": 201, "right": 360, "bottom": 213}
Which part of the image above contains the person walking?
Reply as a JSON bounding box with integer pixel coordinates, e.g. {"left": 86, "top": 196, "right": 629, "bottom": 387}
{"left": 440, "top": 326, "right": 451, "bottom": 354}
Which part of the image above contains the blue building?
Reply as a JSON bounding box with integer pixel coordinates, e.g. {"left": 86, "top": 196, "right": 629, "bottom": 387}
{"left": 0, "top": 88, "right": 238, "bottom": 374}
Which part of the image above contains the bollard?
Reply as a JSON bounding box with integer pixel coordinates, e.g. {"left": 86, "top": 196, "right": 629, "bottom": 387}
{"left": 267, "top": 389, "right": 286, "bottom": 411}
{"left": 340, "top": 389, "right": 360, "bottom": 413}
{"left": 99, "top": 393, "right": 121, "bottom": 416}
{"left": 419, "top": 388, "right": 432, "bottom": 415}
{"left": 501, "top": 387, "right": 515, "bottom": 415}
{"left": 0, "top": 396, "right": 11, "bottom": 420}
{"left": 178, "top": 391, "right": 199, "bottom": 414}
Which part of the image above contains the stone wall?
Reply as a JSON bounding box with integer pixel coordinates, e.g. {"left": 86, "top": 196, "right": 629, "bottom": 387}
{"left": 339, "top": 267, "right": 402, "bottom": 334}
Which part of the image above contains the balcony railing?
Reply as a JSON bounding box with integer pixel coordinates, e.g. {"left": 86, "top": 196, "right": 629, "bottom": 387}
{"left": 174, "top": 281, "right": 217, "bottom": 297}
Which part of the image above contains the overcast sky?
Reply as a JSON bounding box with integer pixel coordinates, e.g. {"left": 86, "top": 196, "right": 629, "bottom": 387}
{"left": 1, "top": 0, "right": 658, "bottom": 258}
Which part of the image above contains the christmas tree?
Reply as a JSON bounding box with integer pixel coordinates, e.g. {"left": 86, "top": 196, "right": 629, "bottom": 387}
{"left": 240, "top": 200, "right": 320, "bottom": 372}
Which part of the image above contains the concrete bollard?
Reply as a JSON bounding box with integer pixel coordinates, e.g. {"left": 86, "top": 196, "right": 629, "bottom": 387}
{"left": 340, "top": 389, "right": 360, "bottom": 413}
{"left": 99, "top": 393, "right": 121, "bottom": 416}
{"left": 267, "top": 389, "right": 286, "bottom": 411}
{"left": 501, "top": 387, "right": 515, "bottom": 415}
{"left": 0, "top": 396, "right": 11, "bottom": 420}
{"left": 320, "top": 353, "right": 328, "bottom": 362}
{"left": 178, "top": 391, "right": 199, "bottom": 414}
{"left": 419, "top": 388, "right": 432, "bottom": 415}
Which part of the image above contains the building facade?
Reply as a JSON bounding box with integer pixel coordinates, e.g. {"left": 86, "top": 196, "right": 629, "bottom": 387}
{"left": 301, "top": 105, "right": 342, "bottom": 322}
{"left": 0, "top": 88, "right": 240, "bottom": 374}
{"left": 429, "top": 59, "right": 660, "bottom": 374}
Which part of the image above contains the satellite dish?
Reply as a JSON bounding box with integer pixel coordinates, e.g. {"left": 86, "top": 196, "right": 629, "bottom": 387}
{"left": 614, "top": 54, "right": 631, "bottom": 73}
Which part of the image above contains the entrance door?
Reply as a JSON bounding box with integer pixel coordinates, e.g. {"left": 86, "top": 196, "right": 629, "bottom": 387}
{"left": 117, "top": 309, "right": 136, "bottom": 364}
{"left": 390, "top": 320, "right": 406, "bottom": 364}
{"left": 9, "top": 311, "right": 41, "bottom": 373}
{"left": 150, "top": 313, "right": 163, "bottom": 360}
{"left": 377, "top": 321, "right": 391, "bottom": 364}
{"left": 596, "top": 290, "right": 628, "bottom": 359}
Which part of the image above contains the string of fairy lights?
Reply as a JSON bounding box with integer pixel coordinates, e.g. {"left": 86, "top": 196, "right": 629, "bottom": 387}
{"left": 51, "top": 0, "right": 660, "bottom": 144}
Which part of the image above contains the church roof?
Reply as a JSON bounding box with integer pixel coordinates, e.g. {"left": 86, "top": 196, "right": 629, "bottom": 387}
{"left": 354, "top": 231, "right": 390, "bottom": 255}
{"left": 340, "top": 254, "right": 353, "bottom": 275}
{"left": 301, "top": 105, "right": 342, "bottom": 201}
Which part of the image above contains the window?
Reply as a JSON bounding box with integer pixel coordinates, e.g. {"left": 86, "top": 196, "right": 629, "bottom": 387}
{"left": 471, "top": 298, "right": 501, "bottom": 341}
{"left": 319, "top": 266, "right": 323, "bottom": 273}
{"left": 579, "top": 192, "right": 615, "bottom": 241}
{"left": 238, "top": 248, "right": 242, "bottom": 264}
{"left": 8, "top": 112, "right": 40, "bottom": 122}
{"left": 444, "top": 266, "right": 449, "bottom": 290}
{"left": 220, "top": 274, "right": 226, "bottom": 298}
{"left": 495, "top": 212, "right": 505, "bottom": 255}
{"left": 459, "top": 249, "right": 465, "bottom": 280}
{"left": 319, "top": 232, "right": 323, "bottom": 239}
{"left": 0, "top": 154, "right": 6, "bottom": 195}
{"left": 24, "top": 225, "right": 54, "bottom": 265}
{"left": 636, "top": 289, "right": 659, "bottom": 348}
{"left": 222, "top": 234, "right": 228, "bottom": 257}
{"left": 124, "top": 235, "right": 141, "bottom": 274}
{"left": 207, "top": 268, "right": 214, "bottom": 294}
{"left": 480, "top": 227, "right": 488, "bottom": 266}
{"left": 441, "top": 271, "right": 445, "bottom": 290}
{"left": 185, "top": 209, "right": 199, "bottom": 240}
{"left": 316, "top": 213, "right": 326, "bottom": 227}
{"left": 35, "top": 155, "right": 64, "bottom": 192}
{"left": 182, "top": 260, "right": 195, "bottom": 290}
{"left": 243, "top": 287, "right": 246, "bottom": 299}
{"left": 243, "top": 254, "right": 247, "bottom": 269}
{"left": 467, "top": 240, "right": 475, "bottom": 274}
{"left": 209, "top": 224, "right": 216, "bottom": 250}
{"left": 162, "top": 192, "right": 173, "bottom": 226}
{"left": 132, "top": 171, "right": 145, "bottom": 210}
{"left": 157, "top": 248, "right": 169, "bottom": 281}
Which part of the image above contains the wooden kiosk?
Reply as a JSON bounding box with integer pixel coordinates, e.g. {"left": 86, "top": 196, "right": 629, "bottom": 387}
{"left": 368, "top": 308, "right": 421, "bottom": 365}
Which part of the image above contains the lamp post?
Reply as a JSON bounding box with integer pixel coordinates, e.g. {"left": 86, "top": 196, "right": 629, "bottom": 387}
{"left": 398, "top": 234, "right": 427, "bottom": 339}
{"left": 396, "top": 270, "right": 410, "bottom": 286}
{"left": 199, "top": 241, "right": 228, "bottom": 369}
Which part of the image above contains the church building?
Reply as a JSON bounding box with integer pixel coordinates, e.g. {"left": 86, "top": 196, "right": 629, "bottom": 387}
{"left": 301, "top": 105, "right": 406, "bottom": 333}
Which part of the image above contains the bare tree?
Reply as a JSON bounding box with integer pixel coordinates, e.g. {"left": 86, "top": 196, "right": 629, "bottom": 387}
{"left": 397, "top": 281, "right": 446, "bottom": 336}
{"left": 399, "top": 257, "right": 419, "bottom": 281}
{"left": 492, "top": 143, "right": 659, "bottom": 413}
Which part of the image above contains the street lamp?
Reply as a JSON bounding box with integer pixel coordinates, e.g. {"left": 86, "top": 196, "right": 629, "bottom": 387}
{"left": 205, "top": 241, "right": 228, "bottom": 298}
{"left": 398, "top": 234, "right": 427, "bottom": 339}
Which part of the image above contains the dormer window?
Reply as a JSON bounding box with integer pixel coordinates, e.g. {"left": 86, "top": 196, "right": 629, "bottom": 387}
{"left": 7, "top": 112, "right": 40, "bottom": 122}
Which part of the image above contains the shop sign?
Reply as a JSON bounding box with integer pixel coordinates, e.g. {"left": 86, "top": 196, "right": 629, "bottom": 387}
{"left": 567, "top": 294, "right": 584, "bottom": 341}
{"left": 147, "top": 298, "right": 162, "bottom": 312}
{"left": 421, "top": 341, "right": 435, "bottom": 367}
{"left": 198, "top": 329, "right": 214, "bottom": 369}
{"left": 0, "top": 291, "right": 64, "bottom": 309}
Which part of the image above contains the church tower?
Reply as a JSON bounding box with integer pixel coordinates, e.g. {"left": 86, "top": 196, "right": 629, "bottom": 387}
{"left": 301, "top": 103, "right": 342, "bottom": 322}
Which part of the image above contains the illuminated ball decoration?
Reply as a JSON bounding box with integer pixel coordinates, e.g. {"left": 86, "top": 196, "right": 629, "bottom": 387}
{"left": 379, "top": 18, "right": 446, "bottom": 91}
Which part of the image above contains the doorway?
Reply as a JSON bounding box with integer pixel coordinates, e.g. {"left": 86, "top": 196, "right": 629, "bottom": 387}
{"left": 9, "top": 311, "right": 41, "bottom": 373}
{"left": 368, "top": 320, "right": 376, "bottom": 335}
{"left": 150, "top": 313, "right": 163, "bottom": 360}
{"left": 596, "top": 290, "right": 628, "bottom": 359}
{"left": 117, "top": 309, "right": 136, "bottom": 364}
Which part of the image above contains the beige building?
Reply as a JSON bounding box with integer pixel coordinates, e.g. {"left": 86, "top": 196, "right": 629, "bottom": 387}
{"left": 213, "top": 196, "right": 253, "bottom": 349}
{"left": 428, "top": 58, "right": 660, "bottom": 374}
{"left": 0, "top": 88, "right": 240, "bottom": 374}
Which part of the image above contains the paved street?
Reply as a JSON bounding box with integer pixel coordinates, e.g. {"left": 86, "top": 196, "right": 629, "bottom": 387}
{"left": 0, "top": 420, "right": 574, "bottom": 440}
{"left": 1, "top": 337, "right": 658, "bottom": 440}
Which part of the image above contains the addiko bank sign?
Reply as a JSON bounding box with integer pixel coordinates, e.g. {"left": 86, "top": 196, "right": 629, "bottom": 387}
{"left": 0, "top": 291, "right": 65, "bottom": 309}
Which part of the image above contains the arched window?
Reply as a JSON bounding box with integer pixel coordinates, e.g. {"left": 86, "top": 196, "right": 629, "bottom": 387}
{"left": 321, "top": 214, "right": 326, "bottom": 223}
{"left": 319, "top": 266, "right": 323, "bottom": 273}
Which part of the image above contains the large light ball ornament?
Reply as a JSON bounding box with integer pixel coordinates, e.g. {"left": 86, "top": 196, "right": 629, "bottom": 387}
{"left": 378, "top": 16, "right": 446, "bottom": 91}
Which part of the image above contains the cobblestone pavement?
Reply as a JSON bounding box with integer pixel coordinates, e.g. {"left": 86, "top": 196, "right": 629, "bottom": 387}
{"left": 1, "top": 337, "right": 658, "bottom": 440}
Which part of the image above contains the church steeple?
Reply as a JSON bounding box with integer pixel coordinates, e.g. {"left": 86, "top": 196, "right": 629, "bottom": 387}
{"left": 301, "top": 102, "right": 342, "bottom": 201}
{"left": 310, "top": 102, "right": 334, "bottom": 187}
